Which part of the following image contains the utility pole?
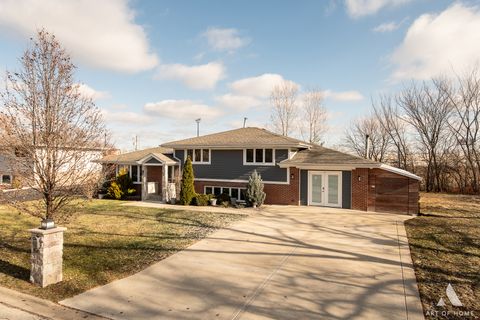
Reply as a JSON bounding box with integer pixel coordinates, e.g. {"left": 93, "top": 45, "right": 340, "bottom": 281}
{"left": 243, "top": 117, "right": 247, "bottom": 128}
{"left": 196, "top": 118, "right": 201, "bottom": 137}
{"left": 133, "top": 135, "right": 138, "bottom": 151}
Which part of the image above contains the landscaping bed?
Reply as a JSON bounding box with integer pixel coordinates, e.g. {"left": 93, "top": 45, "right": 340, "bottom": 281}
{"left": 405, "top": 192, "right": 480, "bottom": 319}
{"left": 0, "top": 199, "right": 245, "bottom": 302}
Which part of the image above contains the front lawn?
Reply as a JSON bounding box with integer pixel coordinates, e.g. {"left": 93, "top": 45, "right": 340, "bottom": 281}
{"left": 405, "top": 193, "right": 480, "bottom": 319}
{"left": 0, "top": 200, "right": 245, "bottom": 302}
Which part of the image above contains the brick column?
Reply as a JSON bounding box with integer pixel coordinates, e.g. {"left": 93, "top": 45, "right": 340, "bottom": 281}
{"left": 29, "top": 227, "right": 67, "bottom": 287}
{"left": 351, "top": 168, "right": 369, "bottom": 211}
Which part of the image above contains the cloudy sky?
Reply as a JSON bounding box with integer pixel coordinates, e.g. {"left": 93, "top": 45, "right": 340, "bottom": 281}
{"left": 0, "top": 0, "right": 478, "bottom": 150}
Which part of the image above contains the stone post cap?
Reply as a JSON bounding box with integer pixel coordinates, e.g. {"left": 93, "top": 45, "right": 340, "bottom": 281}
{"left": 28, "top": 227, "right": 67, "bottom": 235}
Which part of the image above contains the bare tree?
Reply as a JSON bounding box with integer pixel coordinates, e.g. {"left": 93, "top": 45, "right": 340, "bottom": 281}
{"left": 373, "top": 94, "right": 414, "bottom": 171}
{"left": 343, "top": 115, "right": 391, "bottom": 162}
{"left": 397, "top": 79, "right": 453, "bottom": 192}
{"left": 0, "top": 30, "right": 109, "bottom": 222}
{"left": 270, "top": 81, "right": 298, "bottom": 136}
{"left": 299, "top": 89, "right": 327, "bottom": 144}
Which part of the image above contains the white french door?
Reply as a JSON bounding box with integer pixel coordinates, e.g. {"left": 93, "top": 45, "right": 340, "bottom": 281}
{"left": 308, "top": 171, "right": 342, "bottom": 207}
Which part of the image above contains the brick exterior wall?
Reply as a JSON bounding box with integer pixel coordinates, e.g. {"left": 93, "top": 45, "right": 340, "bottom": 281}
{"left": 350, "top": 167, "right": 419, "bottom": 214}
{"left": 351, "top": 168, "right": 369, "bottom": 211}
{"left": 194, "top": 167, "right": 300, "bottom": 205}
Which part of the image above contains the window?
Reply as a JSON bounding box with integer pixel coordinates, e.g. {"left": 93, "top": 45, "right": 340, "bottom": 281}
{"left": 194, "top": 149, "right": 201, "bottom": 162}
{"left": 202, "top": 149, "right": 210, "bottom": 162}
{"left": 244, "top": 149, "right": 275, "bottom": 165}
{"left": 265, "top": 149, "right": 273, "bottom": 163}
{"left": 204, "top": 186, "right": 246, "bottom": 200}
{"left": 185, "top": 149, "right": 210, "bottom": 164}
{"left": 255, "top": 149, "right": 263, "bottom": 163}
{"left": 116, "top": 165, "right": 142, "bottom": 184}
{"left": 187, "top": 149, "right": 194, "bottom": 161}
{"left": 131, "top": 165, "right": 138, "bottom": 182}
{"left": 246, "top": 149, "right": 254, "bottom": 163}
{"left": 1, "top": 175, "right": 12, "bottom": 184}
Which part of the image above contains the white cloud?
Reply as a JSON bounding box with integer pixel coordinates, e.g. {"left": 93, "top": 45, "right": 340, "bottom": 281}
{"left": 202, "top": 27, "right": 250, "bottom": 53}
{"left": 373, "top": 21, "right": 401, "bottom": 32}
{"left": 156, "top": 62, "right": 225, "bottom": 90}
{"left": 230, "top": 73, "right": 299, "bottom": 98}
{"left": 0, "top": 0, "right": 158, "bottom": 73}
{"left": 144, "top": 100, "right": 222, "bottom": 121}
{"left": 323, "top": 90, "right": 364, "bottom": 102}
{"left": 76, "top": 84, "right": 109, "bottom": 100}
{"left": 215, "top": 94, "right": 263, "bottom": 110}
{"left": 345, "top": 0, "right": 411, "bottom": 18}
{"left": 390, "top": 3, "right": 480, "bottom": 80}
{"left": 102, "top": 110, "right": 153, "bottom": 125}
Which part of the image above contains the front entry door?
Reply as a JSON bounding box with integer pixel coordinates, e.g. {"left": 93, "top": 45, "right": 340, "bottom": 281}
{"left": 308, "top": 171, "right": 342, "bottom": 207}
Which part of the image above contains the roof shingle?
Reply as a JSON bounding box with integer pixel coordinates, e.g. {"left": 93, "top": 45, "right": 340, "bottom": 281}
{"left": 97, "top": 147, "right": 177, "bottom": 164}
{"left": 161, "top": 127, "right": 311, "bottom": 148}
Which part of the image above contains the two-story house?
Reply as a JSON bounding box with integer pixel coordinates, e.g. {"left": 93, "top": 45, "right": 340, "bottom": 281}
{"left": 97, "top": 127, "right": 420, "bottom": 214}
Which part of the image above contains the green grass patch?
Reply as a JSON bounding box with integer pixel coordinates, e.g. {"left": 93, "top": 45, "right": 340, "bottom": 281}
{"left": 0, "top": 199, "right": 245, "bottom": 302}
{"left": 405, "top": 193, "right": 480, "bottom": 319}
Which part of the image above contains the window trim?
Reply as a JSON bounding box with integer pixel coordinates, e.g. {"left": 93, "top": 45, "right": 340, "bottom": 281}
{"left": 203, "top": 185, "right": 247, "bottom": 200}
{"left": 243, "top": 148, "right": 276, "bottom": 166}
{"left": 184, "top": 149, "right": 211, "bottom": 164}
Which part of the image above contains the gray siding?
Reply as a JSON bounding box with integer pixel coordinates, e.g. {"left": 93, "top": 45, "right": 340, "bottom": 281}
{"left": 300, "top": 169, "right": 308, "bottom": 205}
{"left": 146, "top": 157, "right": 161, "bottom": 164}
{"left": 174, "top": 149, "right": 288, "bottom": 182}
{"left": 342, "top": 171, "right": 352, "bottom": 209}
{"left": 175, "top": 150, "right": 184, "bottom": 163}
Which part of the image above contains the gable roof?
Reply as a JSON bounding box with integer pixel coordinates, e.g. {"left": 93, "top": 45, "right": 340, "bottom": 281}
{"left": 161, "top": 127, "right": 311, "bottom": 149}
{"left": 280, "top": 146, "right": 421, "bottom": 180}
{"left": 281, "top": 146, "right": 377, "bottom": 167}
{"left": 96, "top": 147, "right": 178, "bottom": 165}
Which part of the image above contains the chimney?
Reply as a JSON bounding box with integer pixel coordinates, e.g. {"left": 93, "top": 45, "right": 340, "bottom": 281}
{"left": 365, "top": 134, "right": 370, "bottom": 160}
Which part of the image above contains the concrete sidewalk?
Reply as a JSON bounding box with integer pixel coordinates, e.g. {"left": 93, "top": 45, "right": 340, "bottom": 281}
{"left": 61, "top": 206, "right": 424, "bottom": 320}
{"left": 0, "top": 286, "right": 108, "bottom": 320}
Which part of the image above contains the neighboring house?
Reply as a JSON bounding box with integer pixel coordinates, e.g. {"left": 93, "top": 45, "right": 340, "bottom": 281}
{"left": 0, "top": 146, "right": 116, "bottom": 190}
{"left": 98, "top": 127, "right": 420, "bottom": 214}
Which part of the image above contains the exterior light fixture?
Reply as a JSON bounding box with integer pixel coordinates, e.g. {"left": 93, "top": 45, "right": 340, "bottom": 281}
{"left": 40, "top": 218, "right": 55, "bottom": 230}
{"left": 290, "top": 173, "right": 295, "bottom": 180}
{"left": 358, "top": 175, "right": 362, "bottom": 182}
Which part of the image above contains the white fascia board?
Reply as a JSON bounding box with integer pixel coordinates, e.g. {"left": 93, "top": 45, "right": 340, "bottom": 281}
{"left": 379, "top": 164, "right": 422, "bottom": 181}
{"left": 137, "top": 154, "right": 165, "bottom": 165}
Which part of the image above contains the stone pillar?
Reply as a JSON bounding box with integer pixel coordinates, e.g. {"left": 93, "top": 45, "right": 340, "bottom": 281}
{"left": 29, "top": 227, "right": 67, "bottom": 287}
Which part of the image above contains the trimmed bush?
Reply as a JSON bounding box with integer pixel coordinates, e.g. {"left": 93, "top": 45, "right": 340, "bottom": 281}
{"left": 179, "top": 156, "right": 196, "bottom": 205}
{"left": 193, "top": 194, "right": 209, "bottom": 206}
{"left": 246, "top": 170, "right": 266, "bottom": 207}
{"left": 217, "top": 192, "right": 231, "bottom": 204}
{"left": 107, "top": 168, "right": 136, "bottom": 200}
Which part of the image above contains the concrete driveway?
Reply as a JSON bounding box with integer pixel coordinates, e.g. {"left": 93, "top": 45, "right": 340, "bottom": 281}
{"left": 60, "top": 206, "right": 424, "bottom": 320}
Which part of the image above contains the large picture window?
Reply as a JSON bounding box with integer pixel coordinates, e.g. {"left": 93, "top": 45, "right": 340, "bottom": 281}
{"left": 244, "top": 148, "right": 275, "bottom": 165}
{"left": 185, "top": 149, "right": 211, "bottom": 164}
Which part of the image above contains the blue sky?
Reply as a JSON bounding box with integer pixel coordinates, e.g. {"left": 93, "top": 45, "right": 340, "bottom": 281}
{"left": 1, "top": 0, "right": 478, "bottom": 151}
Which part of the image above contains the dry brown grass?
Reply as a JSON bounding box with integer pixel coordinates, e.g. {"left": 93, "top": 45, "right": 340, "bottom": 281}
{"left": 0, "top": 199, "right": 245, "bottom": 302}
{"left": 405, "top": 192, "right": 480, "bottom": 319}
